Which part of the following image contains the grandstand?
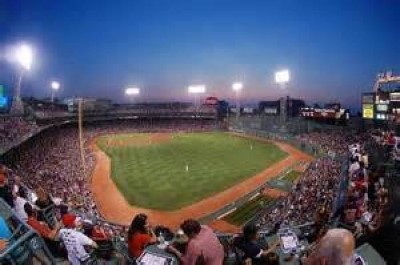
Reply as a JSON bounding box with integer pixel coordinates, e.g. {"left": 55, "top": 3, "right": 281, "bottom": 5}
{"left": 0, "top": 100, "right": 398, "bottom": 264}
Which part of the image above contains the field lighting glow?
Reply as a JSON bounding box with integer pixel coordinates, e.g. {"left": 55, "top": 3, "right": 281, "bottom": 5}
{"left": 51, "top": 81, "right": 60, "bottom": 90}
{"left": 188, "top": 85, "right": 206, "bottom": 94}
{"left": 275, "top": 70, "right": 290, "bottom": 84}
{"left": 15, "top": 44, "right": 33, "bottom": 70}
{"left": 125, "top": 87, "right": 140, "bottom": 95}
{"left": 232, "top": 82, "right": 243, "bottom": 91}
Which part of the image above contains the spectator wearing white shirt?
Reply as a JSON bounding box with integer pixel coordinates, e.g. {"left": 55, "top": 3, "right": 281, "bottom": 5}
{"left": 348, "top": 157, "right": 360, "bottom": 176}
{"left": 352, "top": 151, "right": 362, "bottom": 163}
{"left": 12, "top": 175, "right": 23, "bottom": 196}
{"left": 349, "top": 143, "right": 360, "bottom": 155}
{"left": 59, "top": 214, "right": 98, "bottom": 265}
{"left": 13, "top": 188, "right": 30, "bottom": 222}
{"left": 361, "top": 151, "right": 369, "bottom": 168}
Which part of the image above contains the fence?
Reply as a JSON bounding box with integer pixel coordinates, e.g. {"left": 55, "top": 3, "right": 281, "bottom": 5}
{"left": 332, "top": 157, "right": 350, "bottom": 217}
{"left": 229, "top": 126, "right": 323, "bottom": 157}
{"left": 0, "top": 199, "right": 56, "bottom": 264}
{"left": 228, "top": 115, "right": 345, "bottom": 135}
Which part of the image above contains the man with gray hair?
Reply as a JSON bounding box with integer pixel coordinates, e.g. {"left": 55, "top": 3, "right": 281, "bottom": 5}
{"left": 305, "top": 228, "right": 355, "bottom": 265}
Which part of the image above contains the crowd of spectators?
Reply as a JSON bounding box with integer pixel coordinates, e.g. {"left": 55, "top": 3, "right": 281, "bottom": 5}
{"left": 0, "top": 118, "right": 223, "bottom": 263}
{"left": 253, "top": 130, "right": 361, "bottom": 232}
{"left": 0, "top": 98, "right": 218, "bottom": 152}
{"left": 337, "top": 134, "right": 390, "bottom": 242}
{"left": 251, "top": 128, "right": 394, "bottom": 256}
{"left": 0, "top": 116, "right": 39, "bottom": 152}
{"left": 0, "top": 119, "right": 216, "bottom": 236}
{"left": 296, "top": 129, "right": 368, "bottom": 157}
{"left": 256, "top": 156, "right": 341, "bottom": 231}
{"left": 0, "top": 117, "right": 394, "bottom": 264}
{"left": 33, "top": 101, "right": 218, "bottom": 117}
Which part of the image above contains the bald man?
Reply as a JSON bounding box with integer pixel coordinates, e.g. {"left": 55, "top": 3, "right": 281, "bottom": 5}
{"left": 305, "top": 228, "right": 355, "bottom": 265}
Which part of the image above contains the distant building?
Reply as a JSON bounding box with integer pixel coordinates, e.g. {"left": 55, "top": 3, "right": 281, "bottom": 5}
{"left": 258, "top": 97, "right": 305, "bottom": 117}
{"left": 203, "top": 96, "right": 219, "bottom": 106}
{"left": 361, "top": 71, "right": 400, "bottom": 123}
{"left": 259, "top": 100, "right": 280, "bottom": 115}
{"left": 216, "top": 100, "right": 229, "bottom": 119}
{"left": 63, "top": 98, "right": 113, "bottom": 112}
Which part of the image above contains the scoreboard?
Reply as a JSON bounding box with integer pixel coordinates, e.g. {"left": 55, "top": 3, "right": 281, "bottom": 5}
{"left": 362, "top": 72, "right": 400, "bottom": 122}
{"left": 0, "top": 85, "right": 9, "bottom": 110}
{"left": 362, "top": 92, "right": 392, "bottom": 121}
{"left": 300, "top": 103, "right": 349, "bottom": 121}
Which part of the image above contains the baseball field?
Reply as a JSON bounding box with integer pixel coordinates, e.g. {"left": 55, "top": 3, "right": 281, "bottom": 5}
{"left": 96, "top": 132, "right": 288, "bottom": 211}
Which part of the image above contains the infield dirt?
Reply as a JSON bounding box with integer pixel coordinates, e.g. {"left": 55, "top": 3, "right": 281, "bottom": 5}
{"left": 90, "top": 132, "right": 313, "bottom": 232}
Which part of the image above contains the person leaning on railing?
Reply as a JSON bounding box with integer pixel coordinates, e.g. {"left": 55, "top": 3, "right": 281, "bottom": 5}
{"left": 24, "top": 202, "right": 64, "bottom": 257}
{"left": 232, "top": 223, "right": 279, "bottom": 265}
{"left": 167, "top": 219, "right": 224, "bottom": 265}
{"left": 127, "top": 213, "right": 156, "bottom": 259}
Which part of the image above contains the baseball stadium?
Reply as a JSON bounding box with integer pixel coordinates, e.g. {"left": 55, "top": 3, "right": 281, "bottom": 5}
{"left": 0, "top": 2, "right": 399, "bottom": 265}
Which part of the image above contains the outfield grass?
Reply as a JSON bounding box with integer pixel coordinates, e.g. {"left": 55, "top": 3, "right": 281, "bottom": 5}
{"left": 281, "top": 170, "right": 302, "bottom": 183}
{"left": 223, "top": 195, "right": 275, "bottom": 226}
{"left": 97, "top": 132, "right": 287, "bottom": 210}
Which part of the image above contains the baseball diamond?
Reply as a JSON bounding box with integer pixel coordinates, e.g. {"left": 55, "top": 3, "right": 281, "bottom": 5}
{"left": 96, "top": 132, "right": 288, "bottom": 210}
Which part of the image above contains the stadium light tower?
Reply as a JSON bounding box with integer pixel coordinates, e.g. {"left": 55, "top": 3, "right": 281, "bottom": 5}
{"left": 50, "top": 81, "right": 60, "bottom": 103}
{"left": 11, "top": 44, "right": 34, "bottom": 114}
{"left": 232, "top": 82, "right": 243, "bottom": 121}
{"left": 275, "top": 69, "right": 290, "bottom": 87}
{"left": 16, "top": 44, "right": 33, "bottom": 71}
{"left": 188, "top": 85, "right": 206, "bottom": 111}
{"left": 125, "top": 87, "right": 140, "bottom": 108}
{"left": 125, "top": 87, "right": 140, "bottom": 96}
{"left": 275, "top": 69, "right": 290, "bottom": 126}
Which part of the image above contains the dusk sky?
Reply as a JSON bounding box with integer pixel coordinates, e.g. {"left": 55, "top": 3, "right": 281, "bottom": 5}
{"left": 1, "top": 0, "right": 399, "bottom": 108}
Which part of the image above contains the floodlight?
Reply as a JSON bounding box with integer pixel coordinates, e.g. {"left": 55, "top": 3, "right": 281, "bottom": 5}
{"left": 275, "top": 70, "right": 290, "bottom": 84}
{"left": 232, "top": 82, "right": 243, "bottom": 91}
{"left": 51, "top": 81, "right": 60, "bottom": 90}
{"left": 188, "top": 85, "right": 206, "bottom": 94}
{"left": 15, "top": 44, "right": 33, "bottom": 70}
{"left": 125, "top": 87, "right": 140, "bottom": 95}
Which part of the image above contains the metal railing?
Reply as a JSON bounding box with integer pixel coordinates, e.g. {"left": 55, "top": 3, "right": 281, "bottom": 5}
{"left": 0, "top": 199, "right": 56, "bottom": 264}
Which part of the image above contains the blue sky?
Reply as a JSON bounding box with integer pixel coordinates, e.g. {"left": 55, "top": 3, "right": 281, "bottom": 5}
{"left": 1, "top": 0, "right": 399, "bottom": 107}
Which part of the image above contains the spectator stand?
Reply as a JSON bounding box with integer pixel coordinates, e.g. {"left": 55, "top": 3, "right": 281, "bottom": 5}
{"left": 331, "top": 156, "right": 350, "bottom": 220}
{"left": 0, "top": 114, "right": 42, "bottom": 156}
{"left": 0, "top": 198, "right": 56, "bottom": 264}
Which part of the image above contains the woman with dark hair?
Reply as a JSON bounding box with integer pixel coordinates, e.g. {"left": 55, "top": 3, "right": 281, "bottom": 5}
{"left": 234, "top": 223, "right": 279, "bottom": 265}
{"left": 127, "top": 213, "right": 156, "bottom": 258}
{"left": 167, "top": 219, "right": 224, "bottom": 265}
